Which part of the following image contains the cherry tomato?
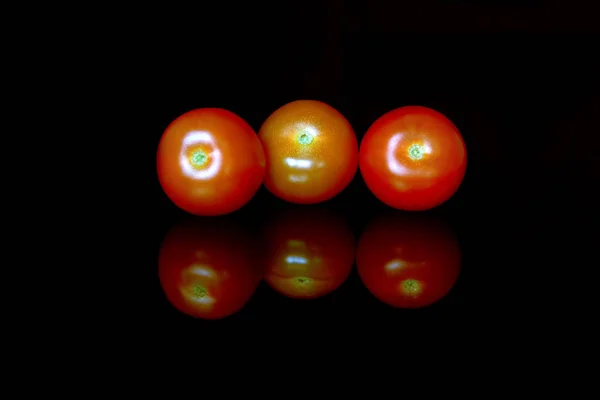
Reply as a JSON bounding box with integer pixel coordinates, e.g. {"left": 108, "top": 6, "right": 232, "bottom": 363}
{"left": 359, "top": 106, "right": 467, "bottom": 211}
{"left": 157, "top": 108, "right": 265, "bottom": 216}
{"left": 262, "top": 207, "right": 355, "bottom": 299}
{"left": 258, "top": 100, "right": 358, "bottom": 204}
{"left": 158, "top": 217, "right": 263, "bottom": 319}
{"left": 356, "top": 213, "right": 461, "bottom": 308}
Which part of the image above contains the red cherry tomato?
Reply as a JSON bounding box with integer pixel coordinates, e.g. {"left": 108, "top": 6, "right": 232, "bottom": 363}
{"left": 157, "top": 108, "right": 265, "bottom": 216}
{"left": 263, "top": 207, "right": 355, "bottom": 299}
{"left": 158, "top": 218, "right": 263, "bottom": 319}
{"left": 359, "top": 106, "right": 467, "bottom": 210}
{"left": 258, "top": 100, "right": 358, "bottom": 204}
{"left": 356, "top": 213, "right": 461, "bottom": 308}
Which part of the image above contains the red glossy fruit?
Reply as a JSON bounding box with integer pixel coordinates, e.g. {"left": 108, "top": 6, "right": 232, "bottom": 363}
{"left": 157, "top": 108, "right": 265, "bottom": 216}
{"left": 158, "top": 218, "right": 263, "bottom": 319}
{"left": 356, "top": 213, "right": 461, "bottom": 308}
{"left": 258, "top": 100, "right": 358, "bottom": 204}
{"left": 359, "top": 106, "right": 467, "bottom": 210}
{"left": 262, "top": 207, "right": 355, "bottom": 299}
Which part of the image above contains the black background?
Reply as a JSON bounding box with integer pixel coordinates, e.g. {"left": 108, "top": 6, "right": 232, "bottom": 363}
{"left": 131, "top": 1, "right": 598, "bottom": 330}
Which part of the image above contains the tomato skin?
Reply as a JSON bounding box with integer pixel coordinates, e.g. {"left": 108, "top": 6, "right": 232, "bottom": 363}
{"left": 158, "top": 218, "right": 263, "bottom": 319}
{"left": 356, "top": 213, "right": 461, "bottom": 309}
{"left": 157, "top": 108, "right": 265, "bottom": 216}
{"left": 262, "top": 207, "right": 355, "bottom": 299}
{"left": 359, "top": 106, "right": 467, "bottom": 211}
{"left": 258, "top": 100, "right": 358, "bottom": 204}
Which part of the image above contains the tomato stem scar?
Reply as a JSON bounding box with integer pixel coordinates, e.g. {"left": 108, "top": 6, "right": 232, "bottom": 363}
{"left": 408, "top": 144, "right": 424, "bottom": 160}
{"left": 191, "top": 150, "right": 208, "bottom": 167}
{"left": 294, "top": 276, "right": 313, "bottom": 287}
{"left": 298, "top": 132, "right": 314, "bottom": 145}
{"left": 401, "top": 278, "right": 422, "bottom": 296}
{"left": 193, "top": 285, "right": 207, "bottom": 297}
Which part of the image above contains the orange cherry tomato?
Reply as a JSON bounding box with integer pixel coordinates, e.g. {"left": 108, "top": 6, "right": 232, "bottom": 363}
{"left": 258, "top": 100, "right": 358, "bottom": 204}
{"left": 356, "top": 213, "right": 461, "bottom": 309}
{"left": 262, "top": 207, "right": 355, "bottom": 299}
{"left": 158, "top": 217, "right": 264, "bottom": 319}
{"left": 157, "top": 108, "right": 265, "bottom": 216}
{"left": 359, "top": 106, "right": 467, "bottom": 211}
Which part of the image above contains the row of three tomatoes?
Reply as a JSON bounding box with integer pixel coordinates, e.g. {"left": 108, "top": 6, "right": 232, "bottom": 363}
{"left": 157, "top": 100, "right": 467, "bottom": 215}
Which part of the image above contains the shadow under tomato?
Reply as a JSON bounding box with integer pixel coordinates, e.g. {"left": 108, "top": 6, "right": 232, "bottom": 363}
{"left": 262, "top": 206, "right": 355, "bottom": 300}
{"left": 356, "top": 212, "right": 461, "bottom": 309}
{"left": 158, "top": 217, "right": 264, "bottom": 320}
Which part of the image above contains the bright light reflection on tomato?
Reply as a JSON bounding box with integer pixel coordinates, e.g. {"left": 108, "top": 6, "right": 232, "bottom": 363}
{"left": 356, "top": 213, "right": 461, "bottom": 308}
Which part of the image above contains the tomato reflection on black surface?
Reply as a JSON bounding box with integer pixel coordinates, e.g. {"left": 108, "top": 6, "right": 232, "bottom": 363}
{"left": 263, "top": 207, "right": 355, "bottom": 299}
{"left": 158, "top": 217, "right": 263, "bottom": 319}
{"left": 356, "top": 213, "right": 461, "bottom": 309}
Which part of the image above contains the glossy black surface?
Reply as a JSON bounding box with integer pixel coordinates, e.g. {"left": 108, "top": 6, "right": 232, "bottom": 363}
{"left": 140, "top": 158, "right": 594, "bottom": 329}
